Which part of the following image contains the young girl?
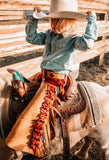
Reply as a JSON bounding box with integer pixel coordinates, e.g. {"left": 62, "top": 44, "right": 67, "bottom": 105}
{"left": 6, "top": 0, "right": 98, "bottom": 158}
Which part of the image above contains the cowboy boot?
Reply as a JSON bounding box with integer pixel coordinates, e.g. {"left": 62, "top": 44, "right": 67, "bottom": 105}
{"left": 7, "top": 69, "right": 43, "bottom": 97}
{"left": 5, "top": 70, "right": 66, "bottom": 158}
{"left": 0, "top": 70, "right": 42, "bottom": 138}
{"left": 7, "top": 69, "right": 25, "bottom": 97}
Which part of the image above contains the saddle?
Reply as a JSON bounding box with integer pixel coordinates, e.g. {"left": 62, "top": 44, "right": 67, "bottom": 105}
{"left": 5, "top": 70, "right": 86, "bottom": 159}
{"left": 9, "top": 72, "right": 42, "bottom": 125}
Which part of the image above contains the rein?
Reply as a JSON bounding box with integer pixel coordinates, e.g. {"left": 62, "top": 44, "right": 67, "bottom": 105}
{"left": 61, "top": 111, "right": 70, "bottom": 160}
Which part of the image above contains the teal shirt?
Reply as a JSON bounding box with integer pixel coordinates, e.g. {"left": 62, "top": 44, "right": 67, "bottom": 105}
{"left": 25, "top": 15, "right": 98, "bottom": 74}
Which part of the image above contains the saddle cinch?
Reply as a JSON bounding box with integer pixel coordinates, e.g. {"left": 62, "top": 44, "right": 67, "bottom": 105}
{"left": 4, "top": 69, "right": 86, "bottom": 159}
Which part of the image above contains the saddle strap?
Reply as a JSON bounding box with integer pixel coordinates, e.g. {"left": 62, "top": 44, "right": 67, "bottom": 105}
{"left": 61, "top": 111, "right": 70, "bottom": 160}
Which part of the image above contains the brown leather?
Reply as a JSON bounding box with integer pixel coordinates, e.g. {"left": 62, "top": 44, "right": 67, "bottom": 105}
{"left": 61, "top": 74, "right": 78, "bottom": 101}
{"left": 57, "top": 75, "right": 86, "bottom": 160}
{"left": 9, "top": 83, "right": 41, "bottom": 125}
{"left": 58, "top": 83, "right": 86, "bottom": 160}
{"left": 6, "top": 81, "right": 51, "bottom": 157}
{"left": 0, "top": 72, "right": 42, "bottom": 138}
{"left": 11, "top": 76, "right": 42, "bottom": 97}
{"left": 5, "top": 78, "right": 62, "bottom": 157}
{"left": 24, "top": 81, "right": 41, "bottom": 94}
{"left": 61, "top": 111, "right": 70, "bottom": 160}
{"left": 58, "top": 75, "right": 86, "bottom": 116}
{"left": 58, "top": 86, "right": 86, "bottom": 116}
{"left": 9, "top": 73, "right": 42, "bottom": 125}
{"left": 5, "top": 72, "right": 86, "bottom": 158}
{"left": 42, "top": 69, "right": 67, "bottom": 79}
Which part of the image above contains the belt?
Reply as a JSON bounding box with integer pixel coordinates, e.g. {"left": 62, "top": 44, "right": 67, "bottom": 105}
{"left": 41, "top": 69, "right": 67, "bottom": 79}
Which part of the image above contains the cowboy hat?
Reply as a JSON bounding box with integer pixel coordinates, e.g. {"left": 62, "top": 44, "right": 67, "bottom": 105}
{"left": 33, "top": 0, "right": 88, "bottom": 20}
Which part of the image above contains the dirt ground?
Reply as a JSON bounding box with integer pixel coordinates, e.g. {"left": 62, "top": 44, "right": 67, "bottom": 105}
{"left": 78, "top": 54, "right": 109, "bottom": 86}
{"left": 0, "top": 52, "right": 109, "bottom": 160}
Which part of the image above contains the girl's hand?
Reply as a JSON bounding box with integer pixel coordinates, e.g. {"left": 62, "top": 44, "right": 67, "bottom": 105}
{"left": 87, "top": 11, "right": 96, "bottom": 16}
{"left": 33, "top": 7, "right": 41, "bottom": 13}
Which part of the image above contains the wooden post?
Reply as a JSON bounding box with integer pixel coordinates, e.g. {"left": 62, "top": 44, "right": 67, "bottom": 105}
{"left": 99, "top": 11, "right": 108, "bottom": 65}
{"left": 23, "top": 10, "right": 25, "bottom": 20}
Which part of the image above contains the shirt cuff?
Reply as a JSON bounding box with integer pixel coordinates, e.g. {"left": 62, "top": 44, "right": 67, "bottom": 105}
{"left": 29, "top": 16, "right": 38, "bottom": 25}
{"left": 88, "top": 15, "right": 96, "bottom": 22}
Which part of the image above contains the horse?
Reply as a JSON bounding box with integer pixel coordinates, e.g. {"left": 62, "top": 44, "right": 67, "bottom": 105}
{"left": 0, "top": 72, "right": 109, "bottom": 160}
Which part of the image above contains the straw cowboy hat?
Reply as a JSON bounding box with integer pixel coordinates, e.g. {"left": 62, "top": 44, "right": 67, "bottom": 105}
{"left": 33, "top": 0, "right": 88, "bottom": 20}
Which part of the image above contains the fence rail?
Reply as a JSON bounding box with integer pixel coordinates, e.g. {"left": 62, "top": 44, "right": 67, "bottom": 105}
{"left": 0, "top": 21, "right": 108, "bottom": 59}
{"left": 0, "top": 0, "right": 109, "bottom": 10}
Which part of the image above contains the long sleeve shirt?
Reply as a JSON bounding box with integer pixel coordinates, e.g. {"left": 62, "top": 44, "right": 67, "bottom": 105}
{"left": 25, "top": 15, "right": 98, "bottom": 74}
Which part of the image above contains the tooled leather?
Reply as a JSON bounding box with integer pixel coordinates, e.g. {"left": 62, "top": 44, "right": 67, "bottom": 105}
{"left": 58, "top": 76, "right": 86, "bottom": 160}
{"left": 58, "top": 75, "right": 86, "bottom": 116}
{"left": 9, "top": 81, "right": 41, "bottom": 124}
{"left": 60, "top": 75, "right": 77, "bottom": 101}
{"left": 58, "top": 85, "right": 86, "bottom": 116}
{"left": 9, "top": 73, "right": 86, "bottom": 159}
{"left": 10, "top": 74, "right": 86, "bottom": 130}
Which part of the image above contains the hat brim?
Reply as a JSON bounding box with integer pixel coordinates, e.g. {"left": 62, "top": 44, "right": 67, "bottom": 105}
{"left": 33, "top": 11, "right": 88, "bottom": 20}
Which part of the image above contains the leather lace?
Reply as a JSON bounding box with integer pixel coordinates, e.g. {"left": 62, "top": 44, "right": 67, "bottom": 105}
{"left": 31, "top": 78, "right": 65, "bottom": 154}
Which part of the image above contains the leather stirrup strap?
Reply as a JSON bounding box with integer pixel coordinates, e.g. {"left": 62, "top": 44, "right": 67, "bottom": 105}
{"left": 38, "top": 150, "right": 51, "bottom": 160}
{"left": 61, "top": 111, "right": 70, "bottom": 160}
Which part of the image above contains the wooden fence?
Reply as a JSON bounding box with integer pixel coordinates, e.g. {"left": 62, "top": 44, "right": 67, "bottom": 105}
{"left": 0, "top": 0, "right": 109, "bottom": 80}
